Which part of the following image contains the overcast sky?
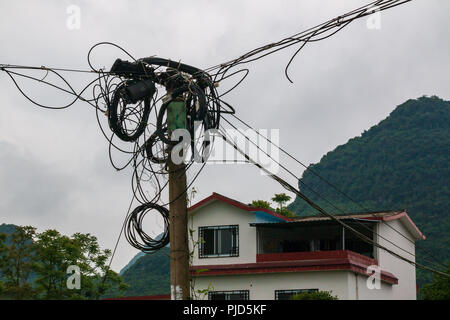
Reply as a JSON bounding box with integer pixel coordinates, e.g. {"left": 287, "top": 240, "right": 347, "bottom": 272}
{"left": 0, "top": 0, "right": 449, "bottom": 271}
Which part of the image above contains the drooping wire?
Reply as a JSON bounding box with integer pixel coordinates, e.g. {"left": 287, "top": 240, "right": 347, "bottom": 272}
{"left": 218, "top": 116, "right": 447, "bottom": 271}
{"left": 216, "top": 127, "right": 449, "bottom": 278}
{"left": 222, "top": 112, "right": 449, "bottom": 270}
{"left": 0, "top": 0, "right": 423, "bottom": 271}
{"left": 204, "top": 0, "right": 413, "bottom": 84}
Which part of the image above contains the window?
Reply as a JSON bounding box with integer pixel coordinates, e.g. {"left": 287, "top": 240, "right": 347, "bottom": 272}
{"left": 209, "top": 290, "right": 249, "bottom": 300}
{"left": 275, "top": 289, "right": 318, "bottom": 300}
{"left": 199, "top": 225, "right": 239, "bottom": 258}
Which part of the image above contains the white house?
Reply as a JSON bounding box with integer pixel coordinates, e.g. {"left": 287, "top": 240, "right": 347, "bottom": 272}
{"left": 188, "top": 192, "right": 425, "bottom": 300}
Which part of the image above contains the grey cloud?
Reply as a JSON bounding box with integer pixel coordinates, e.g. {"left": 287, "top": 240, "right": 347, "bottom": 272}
{"left": 0, "top": 140, "right": 78, "bottom": 221}
{"left": 0, "top": 0, "right": 449, "bottom": 270}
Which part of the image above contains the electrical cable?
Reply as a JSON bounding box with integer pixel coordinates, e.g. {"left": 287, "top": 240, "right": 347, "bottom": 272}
{"left": 216, "top": 128, "right": 450, "bottom": 278}
{"left": 222, "top": 113, "right": 449, "bottom": 270}
{"left": 2, "top": 0, "right": 437, "bottom": 272}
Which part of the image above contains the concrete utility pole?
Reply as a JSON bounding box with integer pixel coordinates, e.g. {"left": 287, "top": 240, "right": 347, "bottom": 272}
{"left": 166, "top": 95, "right": 190, "bottom": 300}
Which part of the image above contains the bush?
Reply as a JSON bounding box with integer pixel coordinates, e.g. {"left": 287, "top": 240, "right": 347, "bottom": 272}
{"left": 290, "top": 291, "right": 338, "bottom": 300}
{"left": 420, "top": 265, "right": 450, "bottom": 300}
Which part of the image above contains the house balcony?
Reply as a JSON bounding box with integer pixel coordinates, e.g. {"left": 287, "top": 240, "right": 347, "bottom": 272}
{"left": 255, "top": 250, "right": 385, "bottom": 280}
{"left": 191, "top": 250, "right": 398, "bottom": 284}
{"left": 256, "top": 249, "right": 378, "bottom": 265}
{"left": 254, "top": 219, "right": 377, "bottom": 260}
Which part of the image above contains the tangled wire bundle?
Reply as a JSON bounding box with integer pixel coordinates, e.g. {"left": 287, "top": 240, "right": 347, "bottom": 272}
{"left": 89, "top": 51, "right": 236, "bottom": 253}
{"left": 0, "top": 0, "right": 413, "bottom": 254}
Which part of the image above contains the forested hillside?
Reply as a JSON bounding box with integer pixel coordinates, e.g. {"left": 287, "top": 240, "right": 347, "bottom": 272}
{"left": 288, "top": 96, "right": 449, "bottom": 286}
{"left": 0, "top": 224, "right": 17, "bottom": 245}
{"left": 105, "top": 247, "right": 170, "bottom": 298}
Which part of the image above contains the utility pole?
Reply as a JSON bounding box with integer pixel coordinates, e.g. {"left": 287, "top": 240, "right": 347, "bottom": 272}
{"left": 166, "top": 93, "right": 190, "bottom": 300}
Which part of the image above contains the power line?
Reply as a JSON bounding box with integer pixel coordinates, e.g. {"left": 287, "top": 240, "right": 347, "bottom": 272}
{"left": 223, "top": 113, "right": 449, "bottom": 271}
{"left": 2, "top": 0, "right": 443, "bottom": 279}
{"left": 205, "top": 0, "right": 413, "bottom": 82}
{"left": 216, "top": 127, "right": 449, "bottom": 278}
{"left": 0, "top": 63, "right": 104, "bottom": 74}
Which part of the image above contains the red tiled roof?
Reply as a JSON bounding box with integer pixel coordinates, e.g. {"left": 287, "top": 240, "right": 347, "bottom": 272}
{"left": 188, "top": 192, "right": 293, "bottom": 221}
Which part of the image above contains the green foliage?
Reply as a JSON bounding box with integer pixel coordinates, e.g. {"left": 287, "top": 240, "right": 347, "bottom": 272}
{"left": 251, "top": 194, "right": 296, "bottom": 218}
{"left": 271, "top": 193, "right": 292, "bottom": 210}
{"left": 288, "top": 96, "right": 450, "bottom": 290}
{"left": 0, "top": 226, "right": 37, "bottom": 299}
{"left": 275, "top": 207, "right": 297, "bottom": 218}
{"left": 420, "top": 265, "right": 450, "bottom": 300}
{"left": 0, "top": 224, "right": 18, "bottom": 245}
{"left": 0, "top": 226, "right": 127, "bottom": 300}
{"left": 104, "top": 246, "right": 170, "bottom": 298}
{"left": 250, "top": 200, "right": 272, "bottom": 209}
{"left": 291, "top": 290, "right": 338, "bottom": 300}
{"left": 119, "top": 252, "right": 145, "bottom": 275}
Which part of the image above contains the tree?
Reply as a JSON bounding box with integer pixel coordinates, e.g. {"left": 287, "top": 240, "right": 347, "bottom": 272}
{"left": 420, "top": 265, "right": 450, "bottom": 300}
{"left": 69, "top": 232, "right": 128, "bottom": 299}
{"left": 250, "top": 200, "right": 272, "bottom": 210}
{"left": 291, "top": 290, "right": 338, "bottom": 300}
{"left": 271, "top": 193, "right": 292, "bottom": 210}
{"left": 33, "top": 229, "right": 79, "bottom": 299}
{"left": 271, "top": 193, "right": 296, "bottom": 218}
{"left": 250, "top": 194, "right": 296, "bottom": 218}
{"left": 0, "top": 226, "right": 127, "bottom": 299}
{"left": 34, "top": 230, "right": 128, "bottom": 300}
{"left": 0, "top": 232, "right": 7, "bottom": 297}
{"left": 0, "top": 226, "right": 37, "bottom": 299}
{"left": 275, "top": 207, "right": 297, "bottom": 218}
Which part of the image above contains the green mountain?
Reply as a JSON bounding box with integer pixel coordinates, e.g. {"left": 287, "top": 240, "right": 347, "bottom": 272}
{"left": 105, "top": 246, "right": 170, "bottom": 297}
{"left": 0, "top": 223, "right": 39, "bottom": 286}
{"left": 0, "top": 224, "right": 17, "bottom": 233}
{"left": 0, "top": 224, "right": 17, "bottom": 245}
{"left": 108, "top": 96, "right": 449, "bottom": 297}
{"left": 0, "top": 224, "right": 17, "bottom": 283}
{"left": 119, "top": 252, "right": 145, "bottom": 276}
{"left": 288, "top": 95, "right": 449, "bottom": 287}
{"left": 119, "top": 233, "right": 169, "bottom": 276}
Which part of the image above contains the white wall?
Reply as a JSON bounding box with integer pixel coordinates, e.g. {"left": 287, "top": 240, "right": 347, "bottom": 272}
{"left": 189, "top": 200, "right": 257, "bottom": 266}
{"left": 347, "top": 272, "right": 395, "bottom": 300}
{"left": 376, "top": 219, "right": 418, "bottom": 299}
{"left": 192, "top": 271, "right": 350, "bottom": 300}
{"left": 192, "top": 271, "right": 400, "bottom": 300}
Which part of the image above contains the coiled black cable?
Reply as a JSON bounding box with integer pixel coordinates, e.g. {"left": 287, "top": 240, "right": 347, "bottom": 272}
{"left": 108, "top": 82, "right": 155, "bottom": 142}
{"left": 144, "top": 131, "right": 168, "bottom": 164}
{"left": 124, "top": 202, "right": 170, "bottom": 253}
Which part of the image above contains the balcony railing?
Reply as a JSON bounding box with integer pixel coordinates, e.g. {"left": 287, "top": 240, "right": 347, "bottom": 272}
{"left": 191, "top": 249, "right": 397, "bottom": 284}
{"left": 256, "top": 250, "right": 378, "bottom": 267}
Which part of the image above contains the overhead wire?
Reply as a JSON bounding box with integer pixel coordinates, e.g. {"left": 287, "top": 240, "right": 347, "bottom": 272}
{"left": 216, "top": 126, "right": 449, "bottom": 278}
{"left": 222, "top": 112, "right": 449, "bottom": 270}
{"left": 2, "top": 0, "right": 446, "bottom": 278}
{"left": 204, "top": 0, "right": 413, "bottom": 83}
